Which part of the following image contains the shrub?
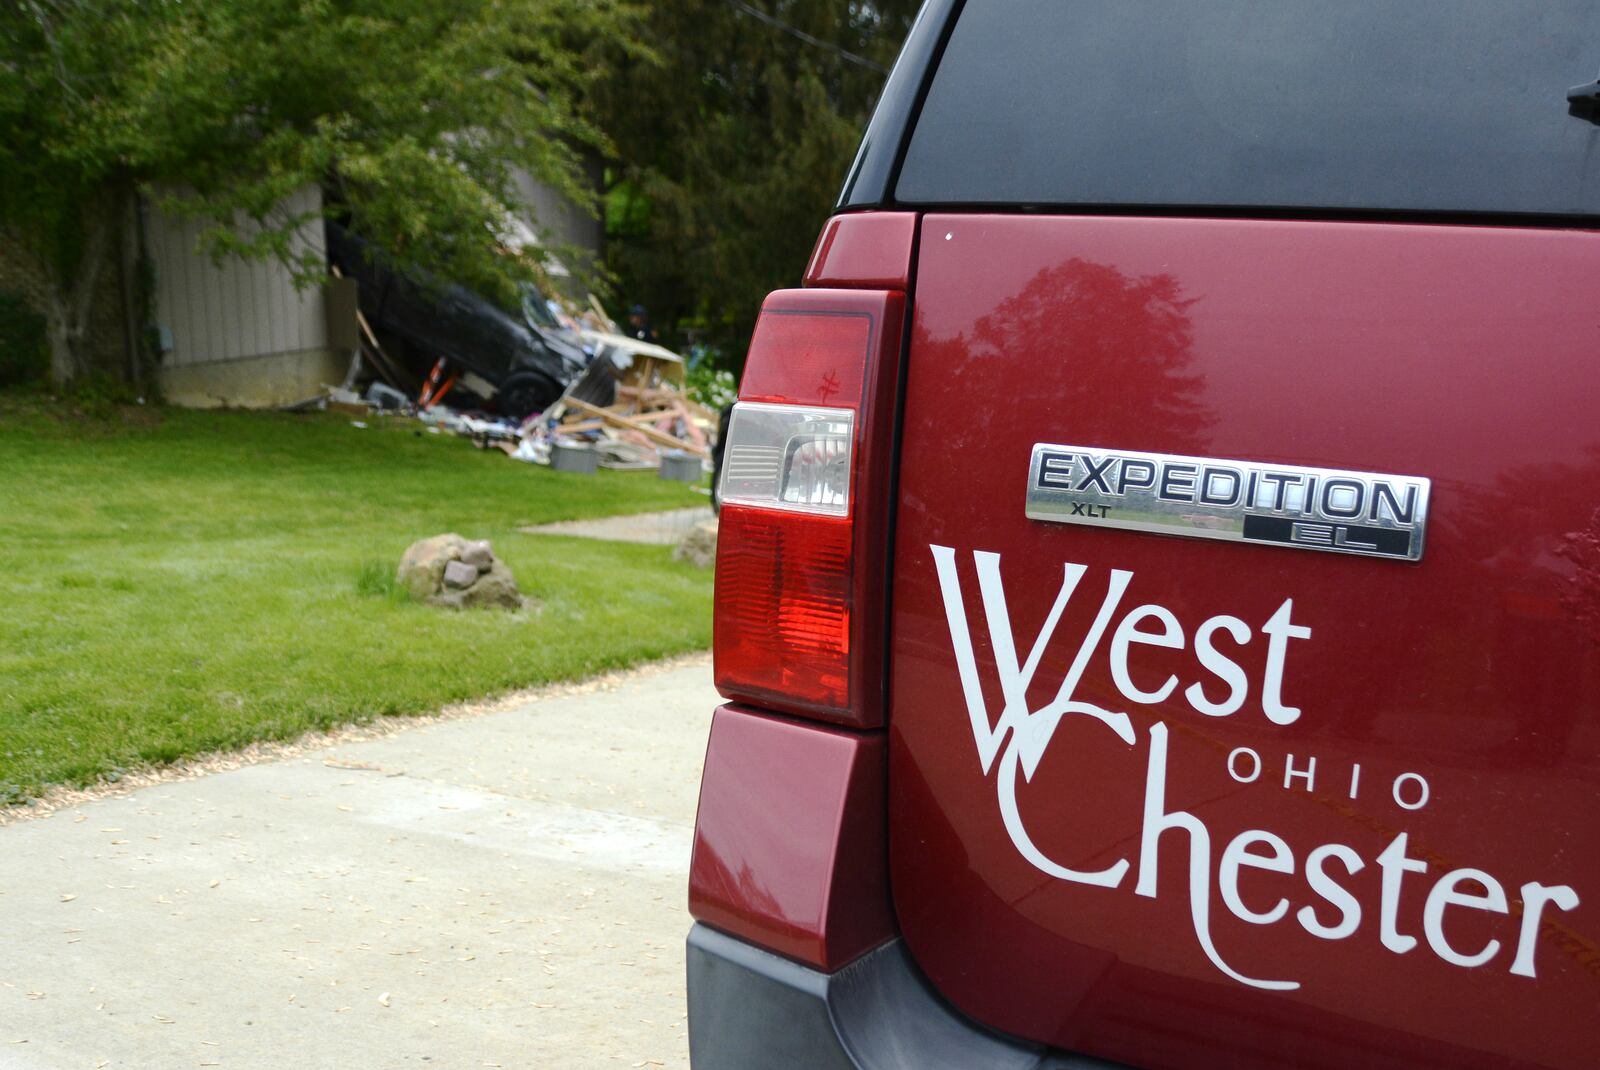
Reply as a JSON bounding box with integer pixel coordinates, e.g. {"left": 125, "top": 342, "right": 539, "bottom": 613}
{"left": 685, "top": 344, "right": 737, "bottom": 410}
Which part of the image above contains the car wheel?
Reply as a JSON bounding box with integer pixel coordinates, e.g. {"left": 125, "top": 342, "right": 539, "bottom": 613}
{"left": 498, "top": 371, "right": 564, "bottom": 422}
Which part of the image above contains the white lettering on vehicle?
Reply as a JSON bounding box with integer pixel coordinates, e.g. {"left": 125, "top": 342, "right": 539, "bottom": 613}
{"left": 929, "top": 543, "right": 1582, "bottom": 991}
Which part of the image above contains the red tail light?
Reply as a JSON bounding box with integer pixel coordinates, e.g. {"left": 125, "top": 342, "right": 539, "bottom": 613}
{"left": 714, "top": 287, "right": 905, "bottom": 726}
{"left": 714, "top": 508, "right": 853, "bottom": 710}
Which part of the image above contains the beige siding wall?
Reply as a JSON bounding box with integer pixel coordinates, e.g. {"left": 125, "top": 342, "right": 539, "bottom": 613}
{"left": 511, "top": 165, "right": 603, "bottom": 298}
{"left": 148, "top": 186, "right": 341, "bottom": 407}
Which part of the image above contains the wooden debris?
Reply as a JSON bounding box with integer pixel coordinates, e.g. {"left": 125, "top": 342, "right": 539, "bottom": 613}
{"left": 525, "top": 333, "right": 717, "bottom": 468}
{"left": 562, "top": 399, "right": 710, "bottom": 459}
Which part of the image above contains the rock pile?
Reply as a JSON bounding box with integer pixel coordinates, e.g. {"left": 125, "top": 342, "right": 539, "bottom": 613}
{"left": 672, "top": 518, "right": 718, "bottom": 569}
{"left": 397, "top": 534, "right": 526, "bottom": 610}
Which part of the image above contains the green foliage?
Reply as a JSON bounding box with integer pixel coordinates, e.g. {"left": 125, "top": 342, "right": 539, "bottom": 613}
{"left": 684, "top": 345, "right": 738, "bottom": 410}
{"left": 593, "top": 0, "right": 918, "bottom": 366}
{"left": 0, "top": 290, "right": 47, "bottom": 387}
{"left": 0, "top": 396, "right": 711, "bottom": 800}
{"left": 0, "top": 0, "right": 646, "bottom": 380}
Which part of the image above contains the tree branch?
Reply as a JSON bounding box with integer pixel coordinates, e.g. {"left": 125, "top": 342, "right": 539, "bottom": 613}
{"left": 22, "top": 0, "right": 82, "bottom": 102}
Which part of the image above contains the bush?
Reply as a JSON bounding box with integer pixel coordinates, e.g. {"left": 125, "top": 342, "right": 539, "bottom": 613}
{"left": 0, "top": 290, "right": 48, "bottom": 387}
{"left": 685, "top": 344, "right": 737, "bottom": 410}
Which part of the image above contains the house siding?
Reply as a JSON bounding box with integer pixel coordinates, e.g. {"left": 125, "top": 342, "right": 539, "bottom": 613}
{"left": 149, "top": 186, "right": 343, "bottom": 407}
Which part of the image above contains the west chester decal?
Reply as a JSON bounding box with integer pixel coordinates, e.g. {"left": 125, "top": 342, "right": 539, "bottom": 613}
{"left": 931, "top": 544, "right": 1581, "bottom": 992}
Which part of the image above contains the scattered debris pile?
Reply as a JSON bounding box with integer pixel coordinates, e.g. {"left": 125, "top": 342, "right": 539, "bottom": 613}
{"left": 302, "top": 290, "right": 718, "bottom": 483}
{"left": 512, "top": 334, "right": 716, "bottom": 474}
{"left": 397, "top": 534, "right": 526, "bottom": 611}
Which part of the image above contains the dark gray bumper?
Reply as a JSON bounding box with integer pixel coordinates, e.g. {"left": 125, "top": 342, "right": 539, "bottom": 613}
{"left": 685, "top": 924, "right": 1122, "bottom": 1070}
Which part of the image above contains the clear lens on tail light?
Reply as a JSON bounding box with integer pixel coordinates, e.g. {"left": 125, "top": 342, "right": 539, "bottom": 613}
{"left": 719, "top": 402, "right": 855, "bottom": 517}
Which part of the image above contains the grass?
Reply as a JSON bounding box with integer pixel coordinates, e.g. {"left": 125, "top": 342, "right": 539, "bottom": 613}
{"left": 0, "top": 395, "right": 713, "bottom": 801}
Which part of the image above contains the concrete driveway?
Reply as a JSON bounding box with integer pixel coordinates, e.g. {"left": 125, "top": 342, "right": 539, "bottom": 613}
{"left": 0, "top": 659, "right": 717, "bottom": 1069}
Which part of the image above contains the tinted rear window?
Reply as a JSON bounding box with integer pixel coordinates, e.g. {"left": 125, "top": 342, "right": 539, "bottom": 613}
{"left": 897, "top": 1, "right": 1600, "bottom": 215}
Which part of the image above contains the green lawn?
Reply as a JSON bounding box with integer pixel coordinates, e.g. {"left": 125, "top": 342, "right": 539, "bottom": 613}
{"left": 0, "top": 396, "right": 713, "bottom": 802}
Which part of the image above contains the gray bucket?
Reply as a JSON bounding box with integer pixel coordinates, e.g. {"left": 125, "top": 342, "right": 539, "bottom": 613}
{"left": 658, "top": 449, "right": 701, "bottom": 482}
{"left": 551, "top": 442, "right": 599, "bottom": 474}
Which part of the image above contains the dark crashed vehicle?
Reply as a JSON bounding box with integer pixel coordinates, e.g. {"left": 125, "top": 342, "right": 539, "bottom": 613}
{"left": 325, "top": 220, "right": 587, "bottom": 419}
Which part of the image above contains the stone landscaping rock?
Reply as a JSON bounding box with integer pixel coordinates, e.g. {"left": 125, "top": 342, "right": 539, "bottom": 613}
{"left": 396, "top": 534, "right": 527, "bottom": 610}
{"left": 672, "top": 518, "right": 719, "bottom": 569}
{"left": 459, "top": 560, "right": 524, "bottom": 610}
{"left": 397, "top": 533, "right": 468, "bottom": 599}
{"left": 442, "top": 560, "right": 479, "bottom": 589}
{"left": 460, "top": 539, "right": 495, "bottom": 572}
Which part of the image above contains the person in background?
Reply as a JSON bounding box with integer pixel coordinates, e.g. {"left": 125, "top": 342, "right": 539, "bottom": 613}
{"left": 627, "top": 304, "right": 657, "bottom": 344}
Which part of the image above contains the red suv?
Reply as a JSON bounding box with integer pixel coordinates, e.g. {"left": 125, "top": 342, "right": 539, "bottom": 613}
{"left": 687, "top": 3, "right": 1600, "bottom": 1067}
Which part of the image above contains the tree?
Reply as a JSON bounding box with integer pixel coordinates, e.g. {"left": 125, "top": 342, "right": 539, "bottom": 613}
{"left": 0, "top": 0, "right": 642, "bottom": 388}
{"left": 593, "top": 0, "right": 917, "bottom": 366}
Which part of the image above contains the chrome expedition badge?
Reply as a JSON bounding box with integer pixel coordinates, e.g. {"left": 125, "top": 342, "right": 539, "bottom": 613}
{"left": 1025, "top": 445, "right": 1430, "bottom": 562}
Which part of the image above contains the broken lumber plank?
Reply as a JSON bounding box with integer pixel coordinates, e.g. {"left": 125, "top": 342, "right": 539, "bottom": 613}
{"left": 586, "top": 294, "right": 618, "bottom": 333}
{"left": 554, "top": 418, "right": 607, "bottom": 434}
{"left": 565, "top": 397, "right": 709, "bottom": 457}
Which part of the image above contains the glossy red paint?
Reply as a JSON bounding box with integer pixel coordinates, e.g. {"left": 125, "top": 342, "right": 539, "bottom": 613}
{"left": 716, "top": 287, "right": 906, "bottom": 727}
{"left": 804, "top": 211, "right": 918, "bottom": 290}
{"left": 689, "top": 705, "right": 892, "bottom": 971}
{"left": 889, "top": 214, "right": 1600, "bottom": 1069}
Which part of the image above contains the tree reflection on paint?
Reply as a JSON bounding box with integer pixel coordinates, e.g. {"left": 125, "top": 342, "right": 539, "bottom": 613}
{"left": 1430, "top": 447, "right": 1600, "bottom": 766}
{"left": 920, "top": 257, "right": 1211, "bottom": 453}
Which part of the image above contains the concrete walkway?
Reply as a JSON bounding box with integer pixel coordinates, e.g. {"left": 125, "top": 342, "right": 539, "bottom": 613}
{"left": 520, "top": 507, "right": 713, "bottom": 545}
{"left": 0, "top": 661, "right": 718, "bottom": 1070}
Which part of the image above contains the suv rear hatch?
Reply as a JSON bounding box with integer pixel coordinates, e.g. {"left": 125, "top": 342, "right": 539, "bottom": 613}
{"left": 884, "top": 4, "right": 1600, "bottom": 1069}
